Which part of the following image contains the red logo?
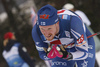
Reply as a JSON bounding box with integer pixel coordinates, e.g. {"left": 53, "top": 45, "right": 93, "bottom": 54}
{"left": 57, "top": 10, "right": 65, "bottom": 14}
{"left": 77, "top": 34, "right": 84, "bottom": 44}
{"left": 40, "top": 14, "right": 49, "bottom": 19}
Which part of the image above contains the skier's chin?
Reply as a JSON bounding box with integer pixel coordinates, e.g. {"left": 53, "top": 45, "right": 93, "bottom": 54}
{"left": 46, "top": 37, "right": 54, "bottom": 41}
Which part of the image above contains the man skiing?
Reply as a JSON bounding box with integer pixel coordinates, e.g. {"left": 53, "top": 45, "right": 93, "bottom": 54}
{"left": 32, "top": 4, "right": 95, "bottom": 67}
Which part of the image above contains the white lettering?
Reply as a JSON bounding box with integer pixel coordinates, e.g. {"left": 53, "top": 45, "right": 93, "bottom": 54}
{"left": 88, "top": 45, "right": 93, "bottom": 49}
{"left": 81, "top": 60, "right": 88, "bottom": 67}
{"left": 88, "top": 53, "right": 93, "bottom": 58}
{"left": 36, "top": 46, "right": 44, "bottom": 51}
{"left": 44, "top": 56, "right": 49, "bottom": 60}
{"left": 51, "top": 61, "right": 67, "bottom": 66}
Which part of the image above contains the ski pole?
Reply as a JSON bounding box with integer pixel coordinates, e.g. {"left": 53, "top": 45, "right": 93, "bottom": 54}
{"left": 87, "top": 31, "right": 100, "bottom": 38}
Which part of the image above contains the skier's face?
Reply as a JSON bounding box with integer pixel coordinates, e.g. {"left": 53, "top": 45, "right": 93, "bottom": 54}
{"left": 39, "top": 22, "right": 59, "bottom": 41}
{"left": 12, "top": 35, "right": 16, "bottom": 40}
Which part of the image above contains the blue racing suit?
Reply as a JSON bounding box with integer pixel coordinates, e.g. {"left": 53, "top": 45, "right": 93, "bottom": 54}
{"left": 2, "top": 40, "right": 34, "bottom": 67}
{"left": 32, "top": 9, "right": 95, "bottom": 67}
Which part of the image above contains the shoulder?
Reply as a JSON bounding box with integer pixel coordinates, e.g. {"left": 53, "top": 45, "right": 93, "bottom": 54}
{"left": 57, "top": 9, "right": 77, "bottom": 16}
{"left": 31, "top": 23, "right": 45, "bottom": 46}
{"left": 32, "top": 24, "right": 40, "bottom": 38}
{"left": 71, "top": 15, "right": 83, "bottom": 25}
{"left": 70, "top": 16, "right": 84, "bottom": 32}
{"left": 32, "top": 24, "right": 37, "bottom": 34}
{"left": 57, "top": 9, "right": 81, "bottom": 20}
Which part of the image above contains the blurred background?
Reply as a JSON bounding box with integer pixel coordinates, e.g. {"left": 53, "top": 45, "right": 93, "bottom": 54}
{"left": 0, "top": 0, "right": 100, "bottom": 67}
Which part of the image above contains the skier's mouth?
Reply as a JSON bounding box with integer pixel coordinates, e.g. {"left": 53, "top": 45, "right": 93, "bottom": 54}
{"left": 46, "top": 35, "right": 52, "bottom": 38}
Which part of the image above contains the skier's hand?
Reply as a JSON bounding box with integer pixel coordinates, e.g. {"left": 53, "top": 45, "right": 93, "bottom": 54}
{"left": 43, "top": 46, "right": 56, "bottom": 59}
{"left": 53, "top": 45, "right": 73, "bottom": 60}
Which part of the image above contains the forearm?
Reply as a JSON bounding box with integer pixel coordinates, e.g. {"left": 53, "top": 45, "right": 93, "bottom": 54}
{"left": 38, "top": 51, "right": 51, "bottom": 60}
{"left": 36, "top": 45, "right": 55, "bottom": 60}
{"left": 71, "top": 50, "right": 88, "bottom": 60}
{"left": 20, "top": 52, "right": 34, "bottom": 66}
{"left": 19, "top": 45, "right": 34, "bottom": 67}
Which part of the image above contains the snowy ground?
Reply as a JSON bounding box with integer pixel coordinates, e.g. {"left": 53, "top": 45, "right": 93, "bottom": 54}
{"left": 35, "top": 61, "right": 47, "bottom": 67}
{"left": 96, "top": 51, "right": 100, "bottom": 67}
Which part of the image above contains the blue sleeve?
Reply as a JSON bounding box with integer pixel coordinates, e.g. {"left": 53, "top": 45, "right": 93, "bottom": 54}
{"left": 85, "top": 25, "right": 95, "bottom": 55}
{"left": 85, "top": 25, "right": 95, "bottom": 47}
{"left": 18, "top": 44, "right": 35, "bottom": 67}
{"left": 70, "top": 16, "right": 88, "bottom": 60}
{"left": 32, "top": 25, "right": 51, "bottom": 60}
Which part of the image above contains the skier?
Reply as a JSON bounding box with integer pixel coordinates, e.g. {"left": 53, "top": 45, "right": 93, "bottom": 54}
{"left": 2, "top": 32, "right": 35, "bottom": 67}
{"left": 32, "top": 4, "right": 95, "bottom": 67}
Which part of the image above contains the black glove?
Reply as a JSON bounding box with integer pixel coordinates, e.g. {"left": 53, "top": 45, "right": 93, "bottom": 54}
{"left": 53, "top": 45, "right": 73, "bottom": 60}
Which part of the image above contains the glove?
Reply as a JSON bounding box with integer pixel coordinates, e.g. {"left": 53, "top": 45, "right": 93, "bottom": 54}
{"left": 53, "top": 45, "right": 73, "bottom": 60}
{"left": 43, "top": 46, "right": 56, "bottom": 59}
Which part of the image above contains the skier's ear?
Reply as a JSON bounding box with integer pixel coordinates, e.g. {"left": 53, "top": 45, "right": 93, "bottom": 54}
{"left": 57, "top": 21, "right": 59, "bottom": 24}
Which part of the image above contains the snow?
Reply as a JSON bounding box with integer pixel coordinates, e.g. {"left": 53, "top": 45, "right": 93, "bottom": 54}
{"left": 96, "top": 51, "right": 100, "bottom": 67}
{"left": 0, "top": 12, "right": 7, "bottom": 23}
